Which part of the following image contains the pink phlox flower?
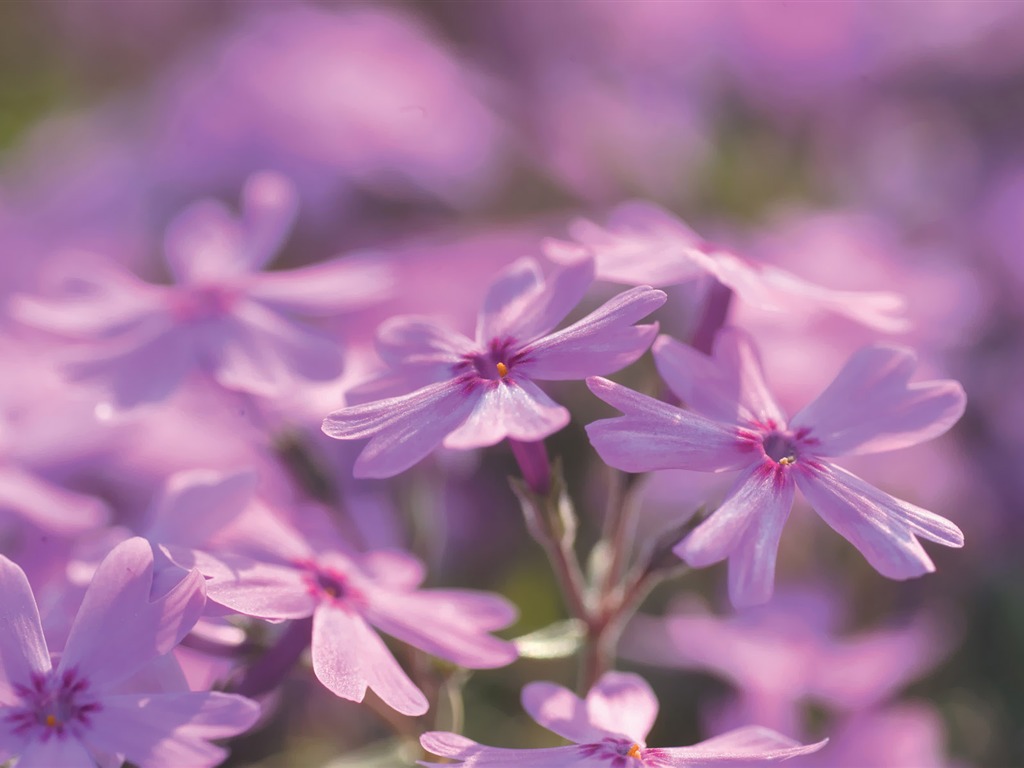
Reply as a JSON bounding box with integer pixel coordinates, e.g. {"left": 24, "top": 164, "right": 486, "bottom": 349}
{"left": 166, "top": 516, "right": 518, "bottom": 716}
{"left": 420, "top": 670, "right": 827, "bottom": 766}
{"left": 11, "top": 171, "right": 391, "bottom": 408}
{"left": 322, "top": 253, "right": 666, "bottom": 478}
{"left": 545, "top": 201, "right": 909, "bottom": 332}
{"left": 586, "top": 328, "right": 966, "bottom": 607}
{"left": 621, "top": 589, "right": 949, "bottom": 737}
{"left": 0, "top": 537, "right": 259, "bottom": 767}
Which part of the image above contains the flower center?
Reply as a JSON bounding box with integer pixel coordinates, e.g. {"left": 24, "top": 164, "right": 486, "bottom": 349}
{"left": 4, "top": 668, "right": 101, "bottom": 742}
{"left": 168, "top": 284, "right": 239, "bottom": 323}
{"left": 454, "top": 337, "right": 525, "bottom": 385}
{"left": 315, "top": 571, "right": 348, "bottom": 599}
{"left": 579, "top": 738, "right": 654, "bottom": 765}
{"left": 297, "top": 560, "right": 365, "bottom": 608}
{"left": 762, "top": 431, "right": 798, "bottom": 465}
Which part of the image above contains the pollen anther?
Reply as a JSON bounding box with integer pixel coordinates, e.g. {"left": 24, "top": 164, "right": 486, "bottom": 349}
{"left": 496, "top": 362, "right": 509, "bottom": 378}
{"left": 45, "top": 714, "right": 58, "bottom": 728}
{"left": 627, "top": 743, "right": 642, "bottom": 759}
{"left": 779, "top": 456, "right": 796, "bottom": 466}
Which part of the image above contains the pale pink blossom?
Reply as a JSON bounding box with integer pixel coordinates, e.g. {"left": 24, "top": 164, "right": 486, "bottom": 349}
{"left": 587, "top": 328, "right": 965, "bottom": 606}
{"left": 420, "top": 671, "right": 826, "bottom": 766}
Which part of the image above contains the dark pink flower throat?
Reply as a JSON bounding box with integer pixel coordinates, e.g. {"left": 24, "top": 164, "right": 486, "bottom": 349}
{"left": 5, "top": 668, "right": 101, "bottom": 741}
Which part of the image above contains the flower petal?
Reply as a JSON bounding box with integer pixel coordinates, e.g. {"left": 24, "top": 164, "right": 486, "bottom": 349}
{"left": 791, "top": 345, "right": 966, "bottom": 457}
{"left": 85, "top": 691, "right": 260, "bottom": 768}
{"left": 522, "top": 287, "right": 665, "bottom": 380}
{"left": 476, "top": 256, "right": 594, "bottom": 344}
{"left": 658, "top": 726, "right": 827, "bottom": 763}
{"left": 796, "top": 461, "right": 964, "bottom": 579}
{"left": 563, "top": 201, "right": 711, "bottom": 286}
{"left": 653, "top": 329, "right": 787, "bottom": 428}
{"left": 375, "top": 316, "right": 473, "bottom": 368}
{"left": 248, "top": 254, "right": 393, "bottom": 316}
{"left": 164, "top": 200, "right": 247, "bottom": 284}
{"left": 323, "top": 380, "right": 481, "bottom": 478}
{"left": 170, "top": 549, "right": 314, "bottom": 620}
{"left": 443, "top": 379, "right": 570, "bottom": 450}
{"left": 585, "top": 671, "right": 659, "bottom": 744}
{"left": 204, "top": 300, "right": 344, "bottom": 396}
{"left": 9, "top": 253, "right": 166, "bottom": 339}
{"left": 585, "top": 377, "right": 752, "bottom": 472}
{"left": 59, "top": 538, "right": 206, "bottom": 690}
{"left": 359, "top": 549, "right": 427, "bottom": 590}
{"left": 312, "top": 604, "right": 428, "bottom": 715}
{"left": 66, "top": 320, "right": 194, "bottom": 409}
{"left": 726, "top": 466, "right": 795, "bottom": 608}
{"left": 13, "top": 734, "right": 95, "bottom": 768}
{"left": 145, "top": 469, "right": 257, "bottom": 547}
{"left": 707, "top": 250, "right": 908, "bottom": 332}
{"left": 520, "top": 682, "right": 607, "bottom": 744}
{"left": 0, "top": 554, "right": 51, "bottom": 697}
{"left": 419, "top": 732, "right": 593, "bottom": 767}
{"left": 675, "top": 461, "right": 794, "bottom": 608}
{"left": 365, "top": 589, "right": 517, "bottom": 669}
{"left": 475, "top": 257, "right": 544, "bottom": 343}
{"left": 0, "top": 467, "right": 109, "bottom": 535}
{"left": 240, "top": 171, "right": 299, "bottom": 271}
{"left": 568, "top": 201, "right": 908, "bottom": 331}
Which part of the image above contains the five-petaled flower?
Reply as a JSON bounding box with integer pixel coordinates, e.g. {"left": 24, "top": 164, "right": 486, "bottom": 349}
{"left": 0, "top": 537, "right": 259, "bottom": 767}
{"left": 419, "top": 670, "right": 826, "bottom": 766}
{"left": 169, "top": 519, "right": 518, "bottom": 716}
{"left": 12, "top": 172, "right": 390, "bottom": 408}
{"left": 586, "top": 328, "right": 966, "bottom": 607}
{"left": 322, "top": 252, "right": 665, "bottom": 478}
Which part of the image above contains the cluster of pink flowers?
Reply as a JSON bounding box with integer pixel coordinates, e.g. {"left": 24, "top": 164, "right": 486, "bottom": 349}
{"left": 0, "top": 168, "right": 968, "bottom": 765}
{"left": 1, "top": 2, "right": 1004, "bottom": 766}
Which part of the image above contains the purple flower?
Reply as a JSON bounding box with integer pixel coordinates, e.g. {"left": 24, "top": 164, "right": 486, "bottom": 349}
{"left": 12, "top": 172, "right": 390, "bottom": 408}
{"left": 621, "top": 589, "right": 949, "bottom": 738}
{"left": 322, "top": 254, "right": 666, "bottom": 478}
{"left": 419, "top": 670, "right": 826, "bottom": 766}
{"left": 586, "top": 329, "right": 965, "bottom": 606}
{"left": 170, "top": 521, "right": 518, "bottom": 716}
{"left": 547, "top": 201, "right": 908, "bottom": 332}
{"left": 0, "top": 537, "right": 259, "bottom": 767}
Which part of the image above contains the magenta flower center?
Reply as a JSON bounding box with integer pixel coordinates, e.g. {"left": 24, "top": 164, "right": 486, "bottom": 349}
{"left": 168, "top": 284, "right": 240, "bottom": 323}
{"left": 453, "top": 337, "right": 528, "bottom": 384}
{"left": 298, "top": 561, "right": 366, "bottom": 608}
{"left": 579, "top": 737, "right": 670, "bottom": 767}
{"left": 762, "top": 430, "right": 800, "bottom": 465}
{"left": 4, "top": 668, "right": 101, "bottom": 742}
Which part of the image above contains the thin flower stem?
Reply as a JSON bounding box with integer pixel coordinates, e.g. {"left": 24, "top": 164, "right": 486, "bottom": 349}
{"left": 535, "top": 517, "right": 589, "bottom": 622}
{"left": 511, "top": 477, "right": 589, "bottom": 622}
{"left": 599, "top": 469, "right": 641, "bottom": 598}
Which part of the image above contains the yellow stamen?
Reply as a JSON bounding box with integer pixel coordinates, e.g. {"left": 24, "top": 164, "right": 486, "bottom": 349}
{"left": 496, "top": 362, "right": 509, "bottom": 378}
{"left": 627, "top": 744, "right": 642, "bottom": 759}
{"left": 45, "top": 714, "right": 58, "bottom": 728}
{"left": 779, "top": 456, "right": 795, "bottom": 466}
